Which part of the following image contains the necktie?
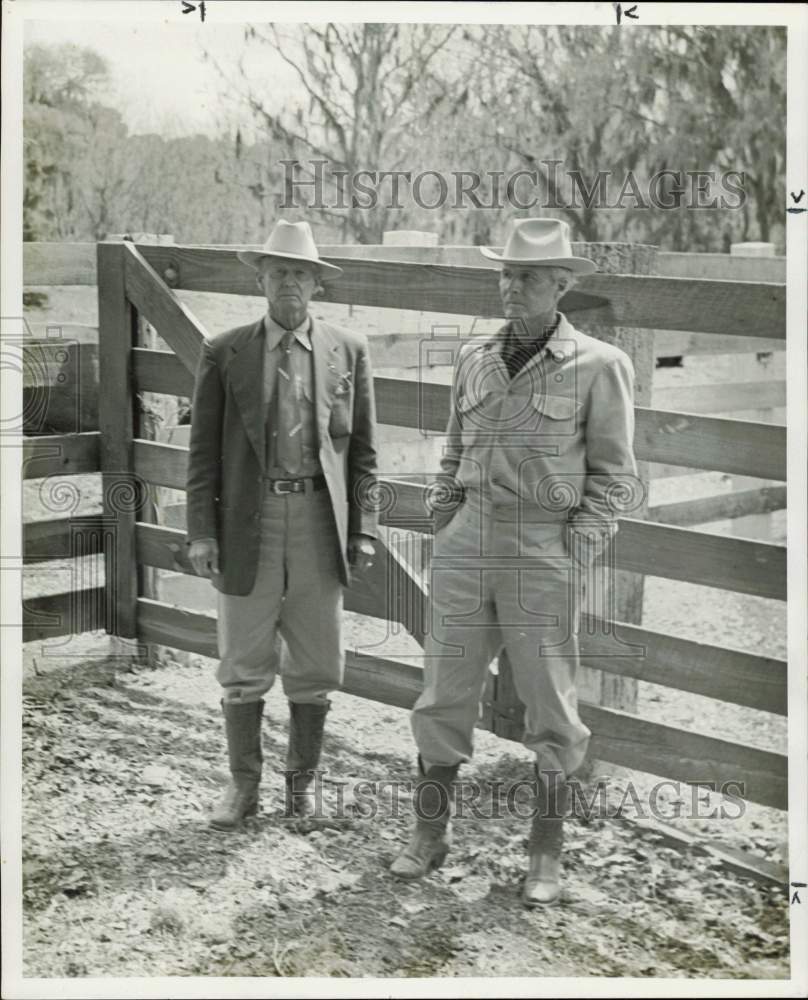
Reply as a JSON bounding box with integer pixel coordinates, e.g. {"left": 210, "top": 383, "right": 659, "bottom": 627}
{"left": 273, "top": 330, "right": 303, "bottom": 474}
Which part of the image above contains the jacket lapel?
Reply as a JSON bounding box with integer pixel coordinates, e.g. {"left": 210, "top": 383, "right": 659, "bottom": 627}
{"left": 311, "top": 318, "right": 339, "bottom": 441}
{"left": 227, "top": 319, "right": 267, "bottom": 470}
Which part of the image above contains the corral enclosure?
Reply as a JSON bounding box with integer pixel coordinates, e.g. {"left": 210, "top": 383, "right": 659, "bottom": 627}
{"left": 21, "top": 237, "right": 787, "bottom": 818}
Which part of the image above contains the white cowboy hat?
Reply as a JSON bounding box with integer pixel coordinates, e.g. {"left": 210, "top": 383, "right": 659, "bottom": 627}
{"left": 480, "top": 218, "right": 596, "bottom": 275}
{"left": 237, "top": 219, "right": 343, "bottom": 278}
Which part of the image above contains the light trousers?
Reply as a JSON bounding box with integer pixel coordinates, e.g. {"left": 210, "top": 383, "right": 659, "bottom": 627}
{"left": 216, "top": 488, "right": 344, "bottom": 705}
{"left": 412, "top": 498, "right": 591, "bottom": 780}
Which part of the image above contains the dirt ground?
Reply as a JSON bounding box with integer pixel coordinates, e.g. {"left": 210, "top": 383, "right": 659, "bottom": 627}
{"left": 21, "top": 640, "right": 789, "bottom": 981}
{"left": 18, "top": 287, "right": 791, "bottom": 981}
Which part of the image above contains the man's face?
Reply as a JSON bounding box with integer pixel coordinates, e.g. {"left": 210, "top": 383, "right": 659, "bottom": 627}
{"left": 258, "top": 258, "right": 320, "bottom": 314}
{"left": 499, "top": 265, "right": 563, "bottom": 321}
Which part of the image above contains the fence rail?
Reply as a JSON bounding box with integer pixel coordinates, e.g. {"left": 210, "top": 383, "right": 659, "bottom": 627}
{"left": 129, "top": 349, "right": 789, "bottom": 479}
{"left": 23, "top": 432, "right": 99, "bottom": 477}
{"left": 24, "top": 339, "right": 787, "bottom": 484}
{"left": 23, "top": 241, "right": 787, "bottom": 287}
{"left": 133, "top": 597, "right": 787, "bottom": 811}
{"left": 23, "top": 366, "right": 787, "bottom": 485}
{"left": 21, "top": 240, "right": 789, "bottom": 812}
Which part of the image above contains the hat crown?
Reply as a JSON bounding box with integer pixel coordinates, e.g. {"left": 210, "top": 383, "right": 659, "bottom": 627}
{"left": 263, "top": 219, "right": 320, "bottom": 262}
{"left": 237, "top": 218, "right": 343, "bottom": 277}
{"left": 478, "top": 216, "right": 596, "bottom": 274}
{"left": 504, "top": 218, "right": 573, "bottom": 262}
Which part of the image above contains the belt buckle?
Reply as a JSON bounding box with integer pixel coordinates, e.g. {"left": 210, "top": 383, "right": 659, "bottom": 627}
{"left": 271, "top": 478, "right": 294, "bottom": 495}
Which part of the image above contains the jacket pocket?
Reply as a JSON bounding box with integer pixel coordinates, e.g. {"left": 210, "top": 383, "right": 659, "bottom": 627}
{"left": 527, "top": 393, "right": 583, "bottom": 444}
{"left": 531, "top": 393, "right": 582, "bottom": 421}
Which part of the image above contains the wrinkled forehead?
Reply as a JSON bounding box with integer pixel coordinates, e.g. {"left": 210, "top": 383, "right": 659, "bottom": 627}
{"left": 499, "top": 263, "right": 557, "bottom": 277}
{"left": 259, "top": 256, "right": 320, "bottom": 278}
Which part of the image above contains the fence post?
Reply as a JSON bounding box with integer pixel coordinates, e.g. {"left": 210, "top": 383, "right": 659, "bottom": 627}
{"left": 111, "top": 234, "right": 178, "bottom": 603}
{"left": 492, "top": 241, "right": 657, "bottom": 741}
{"left": 112, "top": 233, "right": 195, "bottom": 667}
{"left": 573, "top": 241, "right": 657, "bottom": 711}
{"left": 381, "top": 229, "right": 442, "bottom": 581}
{"left": 382, "top": 228, "right": 440, "bottom": 334}
{"left": 726, "top": 241, "right": 777, "bottom": 542}
{"left": 97, "top": 240, "right": 139, "bottom": 639}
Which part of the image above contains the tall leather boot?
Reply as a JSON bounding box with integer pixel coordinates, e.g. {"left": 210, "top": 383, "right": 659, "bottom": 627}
{"left": 284, "top": 700, "right": 330, "bottom": 818}
{"left": 390, "top": 757, "right": 459, "bottom": 879}
{"left": 209, "top": 699, "right": 264, "bottom": 830}
{"left": 522, "top": 769, "right": 569, "bottom": 906}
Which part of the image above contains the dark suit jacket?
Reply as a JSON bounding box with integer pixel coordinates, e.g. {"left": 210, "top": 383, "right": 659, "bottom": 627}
{"left": 186, "top": 316, "right": 378, "bottom": 595}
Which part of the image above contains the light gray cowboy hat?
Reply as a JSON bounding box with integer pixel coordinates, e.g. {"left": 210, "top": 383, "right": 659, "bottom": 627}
{"left": 480, "top": 218, "right": 596, "bottom": 275}
{"left": 237, "top": 219, "right": 343, "bottom": 278}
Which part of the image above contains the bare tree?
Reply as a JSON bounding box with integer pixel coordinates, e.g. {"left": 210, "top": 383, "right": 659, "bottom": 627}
{"left": 209, "top": 23, "right": 458, "bottom": 242}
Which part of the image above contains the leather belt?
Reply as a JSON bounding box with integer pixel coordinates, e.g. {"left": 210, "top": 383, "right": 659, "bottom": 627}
{"left": 264, "top": 474, "right": 327, "bottom": 495}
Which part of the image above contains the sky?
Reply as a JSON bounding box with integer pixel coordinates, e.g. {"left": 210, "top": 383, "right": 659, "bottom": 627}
{"left": 25, "top": 18, "right": 298, "bottom": 137}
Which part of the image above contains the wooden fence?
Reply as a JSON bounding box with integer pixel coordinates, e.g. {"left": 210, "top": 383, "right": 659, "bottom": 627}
{"left": 21, "top": 240, "right": 787, "bottom": 811}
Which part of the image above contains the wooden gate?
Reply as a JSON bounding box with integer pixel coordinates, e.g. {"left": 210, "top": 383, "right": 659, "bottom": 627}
{"left": 22, "top": 238, "right": 787, "bottom": 811}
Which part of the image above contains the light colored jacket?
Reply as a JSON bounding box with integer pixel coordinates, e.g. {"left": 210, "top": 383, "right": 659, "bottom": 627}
{"left": 440, "top": 312, "right": 638, "bottom": 557}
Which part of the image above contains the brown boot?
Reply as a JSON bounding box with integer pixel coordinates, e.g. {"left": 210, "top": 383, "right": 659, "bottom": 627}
{"left": 390, "top": 758, "right": 459, "bottom": 879}
{"left": 210, "top": 699, "right": 264, "bottom": 830}
{"left": 284, "top": 700, "right": 329, "bottom": 818}
{"left": 522, "top": 770, "right": 568, "bottom": 906}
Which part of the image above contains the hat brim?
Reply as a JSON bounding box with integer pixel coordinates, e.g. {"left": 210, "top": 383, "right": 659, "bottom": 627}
{"left": 479, "top": 246, "right": 597, "bottom": 275}
{"left": 236, "top": 248, "right": 343, "bottom": 278}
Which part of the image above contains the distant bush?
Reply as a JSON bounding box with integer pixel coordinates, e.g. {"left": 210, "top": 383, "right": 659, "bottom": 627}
{"left": 23, "top": 291, "right": 49, "bottom": 308}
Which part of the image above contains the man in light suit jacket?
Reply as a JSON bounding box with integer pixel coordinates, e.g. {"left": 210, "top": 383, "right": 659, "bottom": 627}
{"left": 390, "top": 218, "right": 638, "bottom": 906}
{"left": 186, "top": 220, "right": 378, "bottom": 828}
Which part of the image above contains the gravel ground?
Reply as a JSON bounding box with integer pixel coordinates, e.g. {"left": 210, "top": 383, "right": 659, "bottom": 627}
{"left": 20, "top": 643, "right": 789, "bottom": 980}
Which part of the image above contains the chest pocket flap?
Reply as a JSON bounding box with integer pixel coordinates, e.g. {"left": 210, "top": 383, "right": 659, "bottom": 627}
{"left": 531, "top": 394, "right": 582, "bottom": 421}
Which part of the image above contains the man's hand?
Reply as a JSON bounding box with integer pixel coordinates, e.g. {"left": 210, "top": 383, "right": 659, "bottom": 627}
{"left": 189, "top": 538, "right": 220, "bottom": 578}
{"left": 565, "top": 519, "right": 616, "bottom": 569}
{"left": 348, "top": 534, "right": 375, "bottom": 573}
{"left": 428, "top": 474, "right": 465, "bottom": 533}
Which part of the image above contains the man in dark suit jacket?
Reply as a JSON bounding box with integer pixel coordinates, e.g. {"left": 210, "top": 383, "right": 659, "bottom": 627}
{"left": 186, "top": 220, "right": 378, "bottom": 828}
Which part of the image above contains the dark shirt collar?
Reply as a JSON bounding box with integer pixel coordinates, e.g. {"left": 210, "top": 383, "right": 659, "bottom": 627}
{"left": 497, "top": 312, "right": 561, "bottom": 379}
{"left": 503, "top": 311, "right": 561, "bottom": 348}
{"left": 482, "top": 311, "right": 571, "bottom": 362}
